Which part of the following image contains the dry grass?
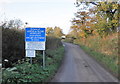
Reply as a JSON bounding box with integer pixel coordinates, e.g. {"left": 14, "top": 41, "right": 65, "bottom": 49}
{"left": 75, "top": 33, "right": 118, "bottom": 57}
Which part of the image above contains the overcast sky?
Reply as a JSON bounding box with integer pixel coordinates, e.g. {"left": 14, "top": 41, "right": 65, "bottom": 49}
{"left": 0, "top": 0, "right": 77, "bottom": 34}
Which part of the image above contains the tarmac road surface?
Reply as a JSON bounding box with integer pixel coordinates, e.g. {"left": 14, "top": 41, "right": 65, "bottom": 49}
{"left": 51, "top": 42, "right": 118, "bottom": 82}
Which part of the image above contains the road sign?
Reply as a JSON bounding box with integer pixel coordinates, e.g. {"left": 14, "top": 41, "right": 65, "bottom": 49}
{"left": 25, "top": 28, "right": 46, "bottom": 42}
{"left": 26, "top": 50, "right": 35, "bottom": 57}
{"left": 25, "top": 42, "right": 45, "bottom": 50}
{"left": 25, "top": 27, "right": 46, "bottom": 66}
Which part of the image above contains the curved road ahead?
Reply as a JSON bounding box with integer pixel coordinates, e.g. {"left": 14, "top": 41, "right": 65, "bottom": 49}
{"left": 51, "top": 42, "right": 118, "bottom": 82}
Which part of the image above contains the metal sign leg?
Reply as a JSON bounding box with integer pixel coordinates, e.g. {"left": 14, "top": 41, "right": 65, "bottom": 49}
{"left": 43, "top": 50, "right": 45, "bottom": 68}
{"left": 30, "top": 57, "right": 32, "bottom": 64}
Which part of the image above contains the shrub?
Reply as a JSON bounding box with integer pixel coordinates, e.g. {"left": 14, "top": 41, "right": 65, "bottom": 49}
{"left": 46, "top": 36, "right": 62, "bottom": 50}
{"left": 2, "top": 28, "right": 25, "bottom": 68}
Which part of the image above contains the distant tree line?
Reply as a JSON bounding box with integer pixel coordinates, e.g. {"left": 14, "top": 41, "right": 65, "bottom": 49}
{"left": 46, "top": 26, "right": 64, "bottom": 38}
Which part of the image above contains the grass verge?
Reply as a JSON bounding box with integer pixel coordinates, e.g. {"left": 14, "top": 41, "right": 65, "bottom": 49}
{"left": 80, "top": 45, "right": 118, "bottom": 77}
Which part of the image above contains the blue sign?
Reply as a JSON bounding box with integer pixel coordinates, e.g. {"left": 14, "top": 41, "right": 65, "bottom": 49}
{"left": 25, "top": 28, "right": 46, "bottom": 42}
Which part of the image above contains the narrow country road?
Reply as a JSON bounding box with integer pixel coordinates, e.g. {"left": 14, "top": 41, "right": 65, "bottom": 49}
{"left": 51, "top": 42, "right": 118, "bottom": 82}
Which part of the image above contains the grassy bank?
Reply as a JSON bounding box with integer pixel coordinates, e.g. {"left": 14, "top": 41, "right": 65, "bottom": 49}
{"left": 73, "top": 33, "right": 118, "bottom": 76}
{"left": 80, "top": 45, "right": 118, "bottom": 75}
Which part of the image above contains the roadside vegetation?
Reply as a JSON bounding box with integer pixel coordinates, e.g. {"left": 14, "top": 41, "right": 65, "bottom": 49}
{"left": 2, "top": 46, "right": 64, "bottom": 83}
{"left": 1, "top": 20, "right": 64, "bottom": 83}
{"left": 75, "top": 34, "right": 118, "bottom": 75}
{"left": 65, "top": 1, "right": 119, "bottom": 78}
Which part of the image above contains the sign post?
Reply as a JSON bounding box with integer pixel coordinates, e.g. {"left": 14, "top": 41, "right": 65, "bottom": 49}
{"left": 43, "top": 50, "right": 45, "bottom": 68}
{"left": 25, "top": 28, "right": 46, "bottom": 66}
{"left": 30, "top": 57, "right": 32, "bottom": 64}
